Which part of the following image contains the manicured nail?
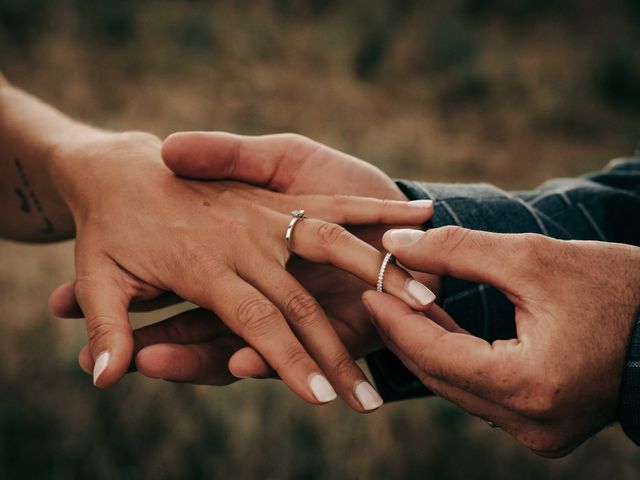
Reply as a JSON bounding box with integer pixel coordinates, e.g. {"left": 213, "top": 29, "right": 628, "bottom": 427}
{"left": 405, "top": 279, "right": 436, "bottom": 306}
{"left": 308, "top": 373, "right": 337, "bottom": 403}
{"left": 389, "top": 228, "right": 424, "bottom": 246}
{"left": 409, "top": 199, "right": 433, "bottom": 208}
{"left": 355, "top": 381, "right": 384, "bottom": 411}
{"left": 93, "top": 351, "right": 110, "bottom": 386}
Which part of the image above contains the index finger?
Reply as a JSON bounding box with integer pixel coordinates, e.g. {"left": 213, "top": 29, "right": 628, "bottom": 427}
{"left": 362, "top": 290, "right": 521, "bottom": 401}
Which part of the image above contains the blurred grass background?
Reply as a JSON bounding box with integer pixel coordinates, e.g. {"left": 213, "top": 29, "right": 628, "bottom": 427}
{"left": 1, "top": 0, "right": 640, "bottom": 478}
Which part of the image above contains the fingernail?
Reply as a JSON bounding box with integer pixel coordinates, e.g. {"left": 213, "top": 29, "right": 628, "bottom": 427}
{"left": 405, "top": 279, "right": 436, "bottom": 306}
{"left": 408, "top": 199, "right": 433, "bottom": 208}
{"left": 308, "top": 373, "right": 337, "bottom": 403}
{"left": 388, "top": 229, "right": 424, "bottom": 246}
{"left": 355, "top": 381, "right": 384, "bottom": 411}
{"left": 93, "top": 351, "right": 110, "bottom": 386}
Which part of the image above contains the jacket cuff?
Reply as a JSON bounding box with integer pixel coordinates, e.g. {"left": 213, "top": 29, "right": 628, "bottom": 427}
{"left": 619, "top": 312, "right": 640, "bottom": 445}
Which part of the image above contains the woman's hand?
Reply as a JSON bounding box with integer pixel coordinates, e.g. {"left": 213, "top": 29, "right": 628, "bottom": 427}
{"left": 50, "top": 131, "right": 436, "bottom": 412}
{"left": 160, "top": 132, "right": 442, "bottom": 375}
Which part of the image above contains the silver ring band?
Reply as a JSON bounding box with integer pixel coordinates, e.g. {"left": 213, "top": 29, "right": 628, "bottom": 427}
{"left": 487, "top": 421, "right": 499, "bottom": 430}
{"left": 377, "top": 252, "right": 394, "bottom": 292}
{"left": 285, "top": 209, "right": 306, "bottom": 252}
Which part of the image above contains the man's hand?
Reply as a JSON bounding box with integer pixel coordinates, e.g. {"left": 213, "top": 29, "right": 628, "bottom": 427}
{"left": 160, "top": 132, "right": 406, "bottom": 200}
{"left": 363, "top": 226, "right": 640, "bottom": 457}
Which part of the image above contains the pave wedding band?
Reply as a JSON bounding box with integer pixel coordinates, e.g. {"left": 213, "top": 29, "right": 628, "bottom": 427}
{"left": 285, "top": 209, "right": 306, "bottom": 252}
{"left": 377, "top": 252, "right": 394, "bottom": 293}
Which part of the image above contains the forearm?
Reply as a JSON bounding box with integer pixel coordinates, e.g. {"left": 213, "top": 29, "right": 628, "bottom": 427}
{"left": 0, "top": 76, "right": 105, "bottom": 242}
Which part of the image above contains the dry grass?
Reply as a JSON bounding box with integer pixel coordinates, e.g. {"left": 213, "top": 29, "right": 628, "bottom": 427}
{"left": 1, "top": 1, "right": 639, "bottom": 478}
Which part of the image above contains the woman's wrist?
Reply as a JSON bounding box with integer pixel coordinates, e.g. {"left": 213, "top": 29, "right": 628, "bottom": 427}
{"left": 48, "top": 130, "right": 163, "bottom": 224}
{"left": 0, "top": 78, "right": 161, "bottom": 242}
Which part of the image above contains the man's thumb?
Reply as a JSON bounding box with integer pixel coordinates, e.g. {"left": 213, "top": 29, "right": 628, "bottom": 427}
{"left": 161, "top": 132, "right": 306, "bottom": 190}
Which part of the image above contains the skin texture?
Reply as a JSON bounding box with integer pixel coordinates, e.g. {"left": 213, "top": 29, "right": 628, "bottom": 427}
{"left": 50, "top": 131, "right": 640, "bottom": 453}
{"left": 11, "top": 72, "right": 640, "bottom": 447}
{"left": 363, "top": 226, "right": 640, "bottom": 457}
{"left": 160, "top": 132, "right": 443, "bottom": 370}
{"left": 49, "top": 132, "right": 435, "bottom": 412}
{"left": 50, "top": 132, "right": 443, "bottom": 385}
{"left": 0, "top": 80, "right": 86, "bottom": 241}
{"left": 1, "top": 77, "right": 439, "bottom": 412}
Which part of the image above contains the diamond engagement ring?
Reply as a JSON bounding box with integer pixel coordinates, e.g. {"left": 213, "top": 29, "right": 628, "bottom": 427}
{"left": 377, "top": 252, "right": 394, "bottom": 292}
{"left": 285, "top": 209, "right": 306, "bottom": 252}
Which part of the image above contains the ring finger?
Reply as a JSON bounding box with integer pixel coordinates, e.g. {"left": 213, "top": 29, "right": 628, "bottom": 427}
{"left": 291, "top": 217, "right": 436, "bottom": 311}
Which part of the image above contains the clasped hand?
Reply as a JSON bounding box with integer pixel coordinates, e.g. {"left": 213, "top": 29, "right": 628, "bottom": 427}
{"left": 50, "top": 131, "right": 640, "bottom": 457}
{"left": 48, "top": 131, "right": 437, "bottom": 412}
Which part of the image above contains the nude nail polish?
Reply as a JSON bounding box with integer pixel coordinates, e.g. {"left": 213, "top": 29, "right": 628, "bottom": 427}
{"left": 405, "top": 279, "right": 436, "bottom": 306}
{"left": 93, "top": 350, "right": 110, "bottom": 386}
{"left": 389, "top": 229, "right": 424, "bottom": 246}
{"left": 308, "top": 374, "right": 337, "bottom": 403}
{"left": 355, "top": 382, "right": 384, "bottom": 411}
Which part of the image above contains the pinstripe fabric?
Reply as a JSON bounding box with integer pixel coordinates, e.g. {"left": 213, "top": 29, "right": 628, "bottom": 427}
{"left": 620, "top": 313, "right": 640, "bottom": 444}
{"left": 366, "top": 156, "right": 640, "bottom": 444}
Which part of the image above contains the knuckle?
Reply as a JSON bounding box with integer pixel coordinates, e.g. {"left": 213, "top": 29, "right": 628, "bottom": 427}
{"left": 516, "top": 233, "right": 546, "bottom": 263}
{"left": 418, "top": 353, "right": 437, "bottom": 378}
{"left": 282, "top": 132, "right": 309, "bottom": 145}
{"left": 432, "top": 226, "right": 473, "bottom": 253}
{"left": 116, "top": 131, "right": 161, "bottom": 148}
{"left": 327, "top": 351, "right": 357, "bottom": 377}
{"left": 316, "top": 222, "right": 349, "bottom": 247}
{"left": 380, "top": 198, "right": 394, "bottom": 211}
{"left": 74, "top": 275, "right": 98, "bottom": 302}
{"left": 510, "top": 378, "right": 563, "bottom": 420}
{"left": 284, "top": 291, "right": 322, "bottom": 329}
{"left": 235, "top": 295, "right": 282, "bottom": 338}
{"left": 413, "top": 332, "right": 446, "bottom": 378}
{"left": 188, "top": 348, "right": 210, "bottom": 381}
{"left": 330, "top": 194, "right": 349, "bottom": 207}
{"left": 180, "top": 241, "right": 227, "bottom": 278}
{"left": 329, "top": 194, "right": 352, "bottom": 217}
{"left": 162, "top": 319, "right": 185, "bottom": 345}
{"left": 280, "top": 343, "right": 310, "bottom": 370}
{"left": 180, "top": 239, "right": 209, "bottom": 264}
{"left": 86, "top": 316, "right": 120, "bottom": 348}
{"left": 413, "top": 334, "right": 447, "bottom": 377}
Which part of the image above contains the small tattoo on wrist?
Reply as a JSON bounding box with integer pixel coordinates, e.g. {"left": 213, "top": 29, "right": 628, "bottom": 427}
{"left": 14, "top": 158, "right": 56, "bottom": 234}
